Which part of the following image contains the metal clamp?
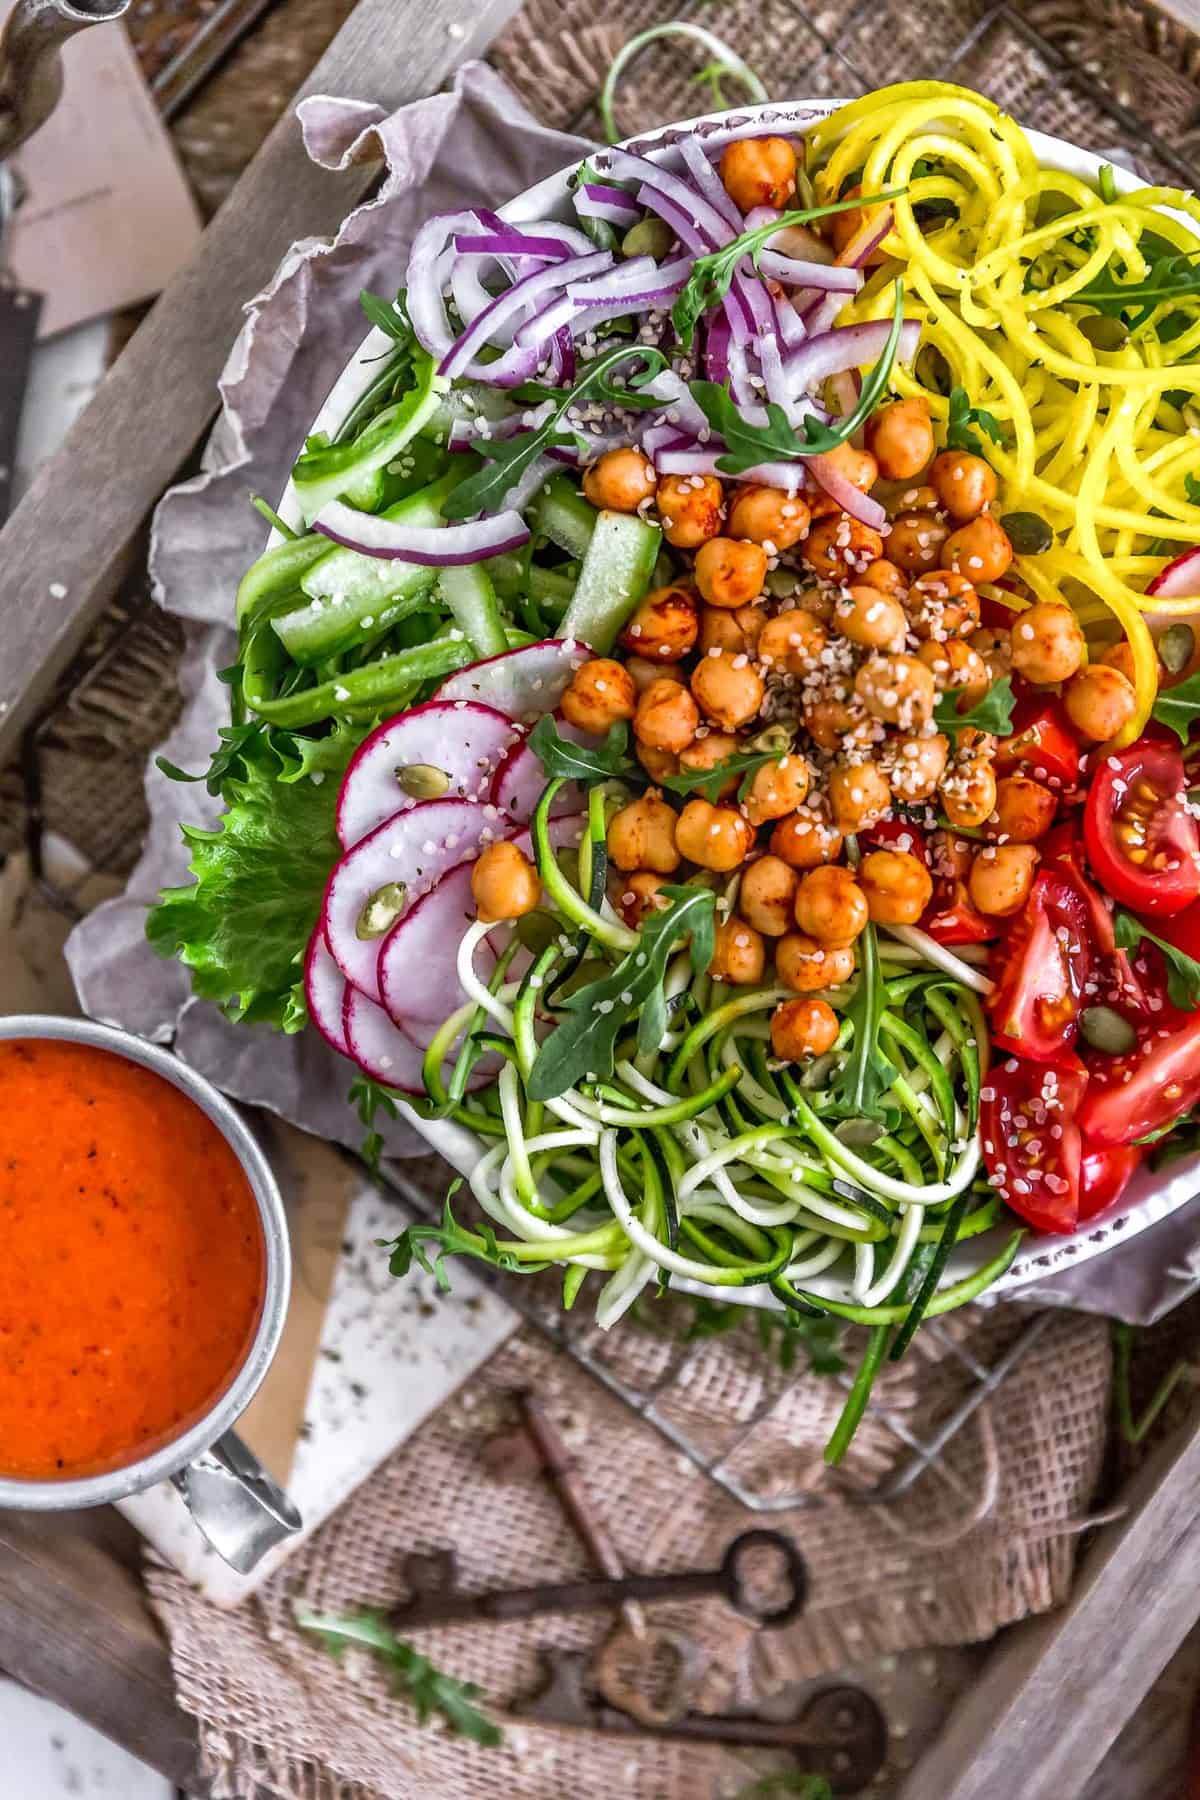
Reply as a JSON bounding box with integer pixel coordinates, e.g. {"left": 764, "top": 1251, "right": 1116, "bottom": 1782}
{"left": 0, "top": 0, "right": 131, "bottom": 161}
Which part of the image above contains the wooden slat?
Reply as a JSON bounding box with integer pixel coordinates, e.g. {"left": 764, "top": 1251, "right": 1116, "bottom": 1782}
{"left": 0, "top": 1511, "right": 206, "bottom": 1791}
{"left": 900, "top": 1409, "right": 1200, "bottom": 1800}
{"left": 0, "top": 0, "right": 526, "bottom": 763}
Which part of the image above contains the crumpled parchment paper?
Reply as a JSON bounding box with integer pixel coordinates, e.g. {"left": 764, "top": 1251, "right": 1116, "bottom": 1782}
{"left": 65, "top": 63, "right": 1200, "bottom": 1319}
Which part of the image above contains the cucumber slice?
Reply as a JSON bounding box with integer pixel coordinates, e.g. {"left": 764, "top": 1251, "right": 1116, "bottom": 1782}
{"left": 436, "top": 562, "right": 508, "bottom": 659}
{"left": 560, "top": 509, "right": 662, "bottom": 652}
{"left": 532, "top": 474, "right": 600, "bottom": 559}
{"left": 291, "top": 352, "right": 446, "bottom": 523}
{"left": 235, "top": 534, "right": 332, "bottom": 628}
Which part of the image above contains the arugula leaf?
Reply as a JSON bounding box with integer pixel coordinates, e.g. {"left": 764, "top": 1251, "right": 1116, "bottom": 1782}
{"left": 359, "top": 288, "right": 414, "bottom": 344}
{"left": 933, "top": 674, "right": 1016, "bottom": 738}
{"left": 147, "top": 723, "right": 363, "bottom": 1031}
{"left": 1071, "top": 248, "right": 1200, "bottom": 328}
{"left": 349, "top": 1075, "right": 400, "bottom": 1174}
{"left": 528, "top": 885, "right": 716, "bottom": 1098}
{"left": 383, "top": 1187, "right": 536, "bottom": 1288}
{"left": 1114, "top": 910, "right": 1200, "bottom": 1010}
{"left": 825, "top": 921, "right": 897, "bottom": 1122}
{"left": 670, "top": 187, "right": 906, "bottom": 348}
{"left": 689, "top": 282, "right": 909, "bottom": 470}
{"left": 295, "top": 1606, "right": 502, "bottom": 1745}
{"left": 1152, "top": 667, "right": 1200, "bottom": 745}
{"left": 528, "top": 715, "right": 636, "bottom": 783}
{"left": 442, "top": 343, "right": 669, "bottom": 521}
{"left": 662, "top": 745, "right": 783, "bottom": 804}
{"left": 945, "top": 386, "right": 1006, "bottom": 458}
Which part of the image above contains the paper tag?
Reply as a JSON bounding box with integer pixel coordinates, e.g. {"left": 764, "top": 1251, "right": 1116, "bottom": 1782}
{"left": 0, "top": 284, "right": 43, "bottom": 524}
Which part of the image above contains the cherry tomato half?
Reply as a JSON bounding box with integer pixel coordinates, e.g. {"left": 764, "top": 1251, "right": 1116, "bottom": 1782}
{"left": 989, "top": 871, "right": 1092, "bottom": 1063}
{"left": 1083, "top": 740, "right": 1200, "bottom": 919}
{"left": 994, "top": 697, "right": 1081, "bottom": 792}
{"left": 981, "top": 1060, "right": 1087, "bottom": 1233}
{"left": 1077, "top": 1010, "right": 1200, "bottom": 1147}
{"left": 1041, "top": 822, "right": 1147, "bottom": 1008}
{"left": 864, "top": 818, "right": 929, "bottom": 860}
{"left": 922, "top": 880, "right": 997, "bottom": 945}
{"left": 1078, "top": 1145, "right": 1143, "bottom": 1220}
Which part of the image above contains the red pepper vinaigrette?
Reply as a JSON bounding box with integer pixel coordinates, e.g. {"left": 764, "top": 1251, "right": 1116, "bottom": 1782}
{"left": 0, "top": 1038, "right": 265, "bottom": 1480}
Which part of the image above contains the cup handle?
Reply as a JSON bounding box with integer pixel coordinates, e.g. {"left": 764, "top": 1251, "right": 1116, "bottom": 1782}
{"left": 171, "top": 1429, "right": 302, "bottom": 1574}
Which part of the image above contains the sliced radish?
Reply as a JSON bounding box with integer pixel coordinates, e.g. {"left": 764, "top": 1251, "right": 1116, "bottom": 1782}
{"left": 491, "top": 739, "right": 582, "bottom": 823}
{"left": 343, "top": 986, "right": 498, "bottom": 1096}
{"left": 336, "top": 700, "right": 523, "bottom": 850}
{"left": 379, "top": 860, "right": 493, "bottom": 1027}
{"left": 433, "top": 638, "right": 590, "bottom": 721}
{"left": 305, "top": 930, "right": 349, "bottom": 1054}
{"left": 1147, "top": 548, "right": 1200, "bottom": 599}
{"left": 322, "top": 797, "right": 512, "bottom": 1002}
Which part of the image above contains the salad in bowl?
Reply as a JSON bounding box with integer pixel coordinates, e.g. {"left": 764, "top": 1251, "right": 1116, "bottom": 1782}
{"left": 151, "top": 79, "right": 1200, "bottom": 1450}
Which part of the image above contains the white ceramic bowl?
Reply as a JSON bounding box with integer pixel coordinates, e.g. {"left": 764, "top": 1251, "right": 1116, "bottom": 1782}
{"left": 274, "top": 99, "right": 1200, "bottom": 1306}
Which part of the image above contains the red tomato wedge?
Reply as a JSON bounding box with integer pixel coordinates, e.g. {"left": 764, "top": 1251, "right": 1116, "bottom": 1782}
{"left": 922, "top": 880, "right": 997, "bottom": 945}
{"left": 1083, "top": 740, "right": 1200, "bottom": 919}
{"left": 1078, "top": 1145, "right": 1143, "bottom": 1220}
{"left": 1077, "top": 1011, "right": 1200, "bottom": 1146}
{"left": 994, "top": 697, "right": 1081, "bottom": 792}
{"left": 981, "top": 1060, "right": 1087, "bottom": 1233}
{"left": 989, "top": 871, "right": 1091, "bottom": 1063}
{"left": 863, "top": 818, "right": 929, "bottom": 860}
{"left": 1041, "top": 822, "right": 1147, "bottom": 1008}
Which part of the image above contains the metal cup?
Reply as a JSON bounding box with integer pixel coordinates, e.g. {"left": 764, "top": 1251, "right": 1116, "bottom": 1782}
{"left": 0, "top": 1014, "right": 301, "bottom": 1573}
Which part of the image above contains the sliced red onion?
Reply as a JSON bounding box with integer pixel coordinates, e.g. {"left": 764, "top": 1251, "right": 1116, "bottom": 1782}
{"left": 705, "top": 312, "right": 732, "bottom": 383}
{"left": 726, "top": 269, "right": 776, "bottom": 351}
{"left": 314, "top": 501, "right": 530, "bottom": 564}
{"left": 575, "top": 181, "right": 642, "bottom": 225}
{"left": 677, "top": 133, "right": 743, "bottom": 234}
{"left": 498, "top": 451, "right": 559, "bottom": 513}
{"left": 808, "top": 453, "right": 887, "bottom": 530}
{"left": 773, "top": 292, "right": 808, "bottom": 350}
{"left": 840, "top": 204, "right": 894, "bottom": 270}
{"left": 406, "top": 208, "right": 489, "bottom": 358}
{"left": 634, "top": 183, "right": 710, "bottom": 257}
{"left": 797, "top": 292, "right": 844, "bottom": 338}
{"left": 783, "top": 318, "right": 920, "bottom": 397}
{"left": 654, "top": 443, "right": 807, "bottom": 493}
{"left": 566, "top": 253, "right": 690, "bottom": 308}
{"left": 602, "top": 147, "right": 733, "bottom": 248}
{"left": 758, "top": 249, "right": 860, "bottom": 289}
{"left": 548, "top": 324, "right": 575, "bottom": 385}
{"left": 641, "top": 420, "right": 694, "bottom": 458}
{"left": 827, "top": 368, "right": 861, "bottom": 419}
{"left": 745, "top": 207, "right": 838, "bottom": 267}
{"left": 439, "top": 249, "right": 610, "bottom": 383}
{"left": 454, "top": 230, "right": 574, "bottom": 261}
{"left": 638, "top": 370, "right": 711, "bottom": 439}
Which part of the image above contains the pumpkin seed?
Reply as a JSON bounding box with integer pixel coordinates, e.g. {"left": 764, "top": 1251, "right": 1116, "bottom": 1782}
{"left": 396, "top": 762, "right": 451, "bottom": 799}
{"left": 1079, "top": 1005, "right": 1136, "bottom": 1056}
{"left": 1078, "top": 314, "right": 1129, "bottom": 352}
{"left": 1000, "top": 511, "right": 1054, "bottom": 556}
{"left": 749, "top": 722, "right": 795, "bottom": 755}
{"left": 356, "top": 882, "right": 407, "bottom": 940}
{"left": 622, "top": 218, "right": 674, "bottom": 261}
{"left": 1160, "top": 623, "right": 1195, "bottom": 675}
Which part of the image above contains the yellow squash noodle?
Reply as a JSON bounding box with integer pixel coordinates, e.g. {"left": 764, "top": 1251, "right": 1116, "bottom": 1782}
{"left": 810, "top": 80, "right": 1200, "bottom": 742}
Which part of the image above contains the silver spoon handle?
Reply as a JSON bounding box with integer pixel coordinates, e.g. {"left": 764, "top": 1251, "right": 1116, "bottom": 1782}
{"left": 0, "top": 0, "right": 131, "bottom": 161}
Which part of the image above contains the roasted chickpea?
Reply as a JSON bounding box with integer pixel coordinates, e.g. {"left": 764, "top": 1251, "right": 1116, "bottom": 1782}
{"left": 627, "top": 655, "right": 684, "bottom": 694}
{"left": 1009, "top": 602, "right": 1086, "bottom": 685}
{"left": 916, "top": 637, "right": 989, "bottom": 706}
{"left": 1063, "top": 663, "right": 1137, "bottom": 742}
{"left": 776, "top": 933, "right": 855, "bottom": 993}
{"left": 582, "top": 447, "right": 656, "bottom": 513}
{"left": 560, "top": 657, "right": 637, "bottom": 735}
{"left": 698, "top": 606, "right": 750, "bottom": 656}
{"left": 607, "top": 792, "right": 680, "bottom": 874}
{"left": 635, "top": 741, "right": 679, "bottom": 783}
{"left": 771, "top": 804, "right": 844, "bottom": 870}
{"left": 894, "top": 483, "right": 941, "bottom": 513}
{"left": 743, "top": 754, "right": 812, "bottom": 828}
{"left": 854, "top": 652, "right": 937, "bottom": 729}
{"left": 887, "top": 510, "right": 950, "bottom": 575}
{"left": 691, "top": 650, "right": 765, "bottom": 730}
{"left": 867, "top": 397, "right": 935, "bottom": 481}
{"left": 794, "top": 863, "right": 869, "bottom": 946}
{"left": 861, "top": 558, "right": 908, "bottom": 599}
{"left": 942, "top": 514, "right": 1013, "bottom": 583}
{"left": 940, "top": 754, "right": 998, "bottom": 831}
{"left": 818, "top": 440, "right": 880, "bottom": 494}
{"left": 694, "top": 536, "right": 769, "bottom": 609}
{"left": 858, "top": 849, "right": 933, "bottom": 925}
{"left": 620, "top": 584, "right": 698, "bottom": 662}
{"left": 727, "top": 485, "right": 811, "bottom": 550}
{"left": 758, "top": 608, "right": 828, "bottom": 673}
{"left": 655, "top": 472, "right": 724, "bottom": 548}
{"left": 771, "top": 996, "right": 841, "bottom": 1061}
{"left": 634, "top": 677, "right": 699, "bottom": 754}
{"left": 801, "top": 513, "right": 884, "bottom": 580}
{"left": 803, "top": 694, "right": 874, "bottom": 755}
{"left": 734, "top": 603, "right": 767, "bottom": 655}
{"left": 794, "top": 582, "right": 836, "bottom": 623}
{"left": 991, "top": 775, "right": 1057, "bottom": 843}
{"left": 1101, "top": 639, "right": 1137, "bottom": 685}
{"left": 617, "top": 870, "right": 670, "bottom": 928}
{"left": 832, "top": 585, "right": 907, "bottom": 652}
{"left": 720, "top": 136, "right": 796, "bottom": 212}
{"left": 827, "top": 759, "right": 893, "bottom": 832}
{"left": 968, "top": 843, "right": 1039, "bottom": 917}
{"left": 709, "top": 914, "right": 767, "bottom": 986}
{"left": 471, "top": 841, "right": 541, "bottom": 922}
{"left": 678, "top": 730, "right": 742, "bottom": 799}
{"left": 675, "top": 797, "right": 755, "bottom": 872}
{"left": 829, "top": 186, "right": 887, "bottom": 262}
{"left": 882, "top": 730, "right": 949, "bottom": 804}
{"left": 739, "top": 855, "right": 800, "bottom": 937}
{"left": 971, "top": 625, "right": 1013, "bottom": 685}
{"left": 907, "top": 570, "right": 980, "bottom": 640}
{"left": 929, "top": 449, "right": 998, "bottom": 522}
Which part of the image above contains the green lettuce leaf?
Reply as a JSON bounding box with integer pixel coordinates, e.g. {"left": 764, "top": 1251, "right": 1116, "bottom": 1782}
{"left": 146, "top": 723, "right": 363, "bottom": 1031}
